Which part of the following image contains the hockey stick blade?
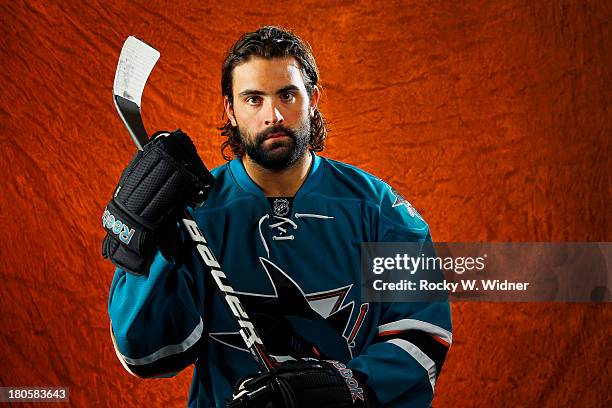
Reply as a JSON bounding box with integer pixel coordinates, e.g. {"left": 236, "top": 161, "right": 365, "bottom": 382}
{"left": 113, "top": 36, "right": 160, "bottom": 150}
{"left": 112, "top": 36, "right": 276, "bottom": 373}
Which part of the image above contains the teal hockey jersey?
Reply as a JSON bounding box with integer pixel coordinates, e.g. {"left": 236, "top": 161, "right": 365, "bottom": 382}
{"left": 108, "top": 152, "right": 452, "bottom": 407}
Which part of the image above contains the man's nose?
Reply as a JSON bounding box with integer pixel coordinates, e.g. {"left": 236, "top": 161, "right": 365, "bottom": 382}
{"left": 264, "top": 102, "right": 284, "bottom": 126}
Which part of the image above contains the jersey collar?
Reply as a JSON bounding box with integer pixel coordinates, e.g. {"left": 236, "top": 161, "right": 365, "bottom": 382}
{"left": 229, "top": 151, "right": 324, "bottom": 199}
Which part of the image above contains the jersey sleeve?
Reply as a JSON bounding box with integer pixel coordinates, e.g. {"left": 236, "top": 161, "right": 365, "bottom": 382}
{"left": 107, "top": 226, "right": 206, "bottom": 379}
{"left": 348, "top": 184, "right": 452, "bottom": 407}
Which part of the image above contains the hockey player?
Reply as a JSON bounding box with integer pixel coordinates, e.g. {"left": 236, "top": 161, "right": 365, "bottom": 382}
{"left": 103, "top": 26, "right": 452, "bottom": 407}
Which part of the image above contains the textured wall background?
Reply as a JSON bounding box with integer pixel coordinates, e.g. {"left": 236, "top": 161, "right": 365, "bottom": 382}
{"left": 0, "top": 1, "right": 610, "bottom": 407}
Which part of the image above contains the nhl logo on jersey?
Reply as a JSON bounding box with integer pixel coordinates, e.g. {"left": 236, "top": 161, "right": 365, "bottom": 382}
{"left": 273, "top": 198, "right": 290, "bottom": 217}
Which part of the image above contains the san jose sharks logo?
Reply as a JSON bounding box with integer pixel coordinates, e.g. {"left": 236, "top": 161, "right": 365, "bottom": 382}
{"left": 210, "top": 257, "right": 369, "bottom": 362}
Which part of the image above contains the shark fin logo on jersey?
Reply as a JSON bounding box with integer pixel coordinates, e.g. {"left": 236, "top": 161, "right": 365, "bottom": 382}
{"left": 210, "top": 258, "right": 369, "bottom": 361}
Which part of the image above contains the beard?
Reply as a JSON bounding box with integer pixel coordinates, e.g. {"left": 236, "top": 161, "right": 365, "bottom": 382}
{"left": 238, "top": 116, "right": 311, "bottom": 171}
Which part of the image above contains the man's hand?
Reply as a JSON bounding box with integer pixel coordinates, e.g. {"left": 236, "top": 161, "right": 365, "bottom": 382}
{"left": 227, "top": 359, "right": 380, "bottom": 408}
{"left": 102, "top": 129, "right": 213, "bottom": 275}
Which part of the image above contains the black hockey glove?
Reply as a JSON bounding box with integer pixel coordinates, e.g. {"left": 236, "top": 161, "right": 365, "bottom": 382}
{"left": 227, "top": 359, "right": 380, "bottom": 408}
{"left": 102, "top": 129, "right": 213, "bottom": 275}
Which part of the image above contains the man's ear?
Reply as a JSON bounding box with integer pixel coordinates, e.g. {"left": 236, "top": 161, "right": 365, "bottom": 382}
{"left": 224, "top": 96, "right": 237, "bottom": 127}
{"left": 309, "top": 85, "right": 320, "bottom": 117}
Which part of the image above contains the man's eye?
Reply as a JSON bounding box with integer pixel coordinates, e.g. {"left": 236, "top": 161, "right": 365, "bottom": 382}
{"left": 281, "top": 92, "right": 295, "bottom": 101}
{"left": 246, "top": 96, "right": 261, "bottom": 105}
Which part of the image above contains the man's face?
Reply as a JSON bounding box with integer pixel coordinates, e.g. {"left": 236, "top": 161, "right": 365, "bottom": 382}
{"left": 225, "top": 56, "right": 319, "bottom": 170}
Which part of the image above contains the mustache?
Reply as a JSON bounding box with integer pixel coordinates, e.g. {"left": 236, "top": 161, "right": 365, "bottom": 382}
{"left": 255, "top": 125, "right": 296, "bottom": 144}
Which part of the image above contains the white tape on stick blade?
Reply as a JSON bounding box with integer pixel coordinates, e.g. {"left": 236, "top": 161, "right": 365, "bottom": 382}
{"left": 113, "top": 36, "right": 160, "bottom": 107}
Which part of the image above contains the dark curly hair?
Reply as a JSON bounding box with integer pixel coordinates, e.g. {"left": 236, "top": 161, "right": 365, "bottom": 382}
{"left": 219, "top": 26, "right": 327, "bottom": 160}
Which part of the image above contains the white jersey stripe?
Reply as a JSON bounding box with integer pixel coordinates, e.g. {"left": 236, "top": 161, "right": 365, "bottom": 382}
{"left": 378, "top": 318, "right": 452, "bottom": 345}
{"left": 110, "top": 321, "right": 138, "bottom": 377}
{"left": 387, "top": 339, "right": 437, "bottom": 391}
{"left": 117, "top": 317, "right": 204, "bottom": 366}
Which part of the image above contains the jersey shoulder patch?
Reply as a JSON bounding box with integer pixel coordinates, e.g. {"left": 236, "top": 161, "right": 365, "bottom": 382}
{"left": 379, "top": 181, "right": 429, "bottom": 235}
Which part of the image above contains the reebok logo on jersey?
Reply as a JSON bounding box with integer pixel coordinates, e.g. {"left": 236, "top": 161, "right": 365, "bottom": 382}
{"left": 102, "top": 208, "right": 135, "bottom": 245}
{"left": 328, "top": 360, "right": 365, "bottom": 402}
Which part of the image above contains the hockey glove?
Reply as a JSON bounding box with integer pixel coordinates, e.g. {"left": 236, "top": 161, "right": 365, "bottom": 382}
{"left": 227, "top": 359, "right": 380, "bottom": 408}
{"left": 102, "top": 129, "right": 213, "bottom": 275}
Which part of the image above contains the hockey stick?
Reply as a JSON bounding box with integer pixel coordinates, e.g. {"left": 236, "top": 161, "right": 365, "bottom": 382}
{"left": 113, "top": 36, "right": 276, "bottom": 373}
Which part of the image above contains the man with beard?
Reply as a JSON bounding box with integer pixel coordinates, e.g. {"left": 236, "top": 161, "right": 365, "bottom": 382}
{"left": 104, "top": 27, "right": 452, "bottom": 407}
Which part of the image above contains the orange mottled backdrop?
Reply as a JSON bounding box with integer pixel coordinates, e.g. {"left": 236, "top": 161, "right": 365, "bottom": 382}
{"left": 0, "top": 1, "right": 610, "bottom": 407}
